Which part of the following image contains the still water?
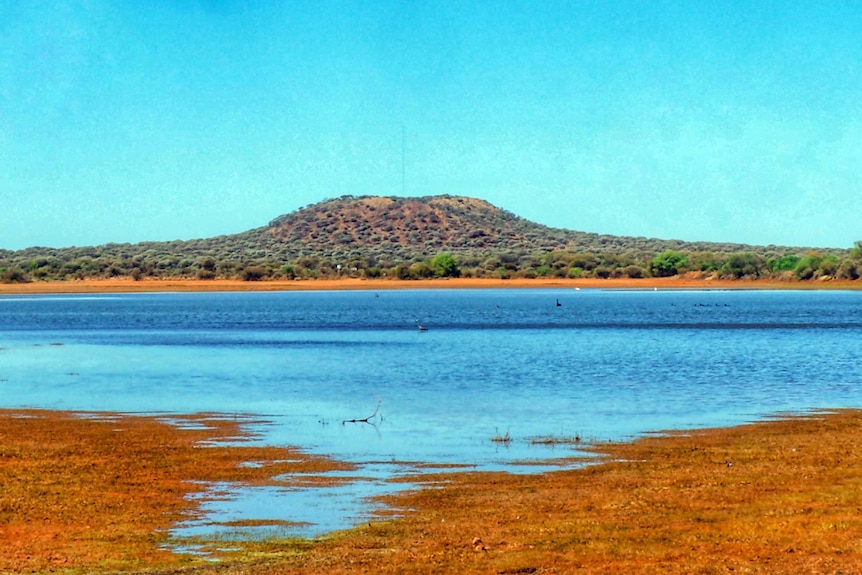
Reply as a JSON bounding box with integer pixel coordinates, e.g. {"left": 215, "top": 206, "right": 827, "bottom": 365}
{"left": 2, "top": 289, "right": 861, "bottom": 541}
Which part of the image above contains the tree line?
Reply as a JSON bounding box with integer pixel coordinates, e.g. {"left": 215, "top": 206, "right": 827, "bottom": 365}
{"left": 2, "top": 242, "right": 860, "bottom": 283}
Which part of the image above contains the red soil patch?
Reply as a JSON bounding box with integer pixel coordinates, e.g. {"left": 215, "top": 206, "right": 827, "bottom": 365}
{"left": 1, "top": 276, "right": 858, "bottom": 294}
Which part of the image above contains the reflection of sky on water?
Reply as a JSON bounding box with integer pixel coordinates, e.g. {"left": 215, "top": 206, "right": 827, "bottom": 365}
{"left": 169, "top": 448, "right": 587, "bottom": 547}
{"left": 170, "top": 463, "right": 430, "bottom": 550}
{"left": 0, "top": 330, "right": 628, "bottom": 468}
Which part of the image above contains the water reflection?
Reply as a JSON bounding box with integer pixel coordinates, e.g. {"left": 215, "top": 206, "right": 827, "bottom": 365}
{"left": 2, "top": 289, "right": 862, "bottom": 546}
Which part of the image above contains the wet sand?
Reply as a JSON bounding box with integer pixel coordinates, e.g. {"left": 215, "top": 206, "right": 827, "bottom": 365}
{"left": 1, "top": 276, "right": 858, "bottom": 294}
{"left": 2, "top": 409, "right": 861, "bottom": 573}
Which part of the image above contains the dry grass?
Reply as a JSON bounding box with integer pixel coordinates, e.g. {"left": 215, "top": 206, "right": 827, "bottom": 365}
{"left": 3, "top": 410, "right": 862, "bottom": 574}
{"left": 0, "top": 410, "right": 350, "bottom": 573}
{"left": 245, "top": 410, "right": 862, "bottom": 575}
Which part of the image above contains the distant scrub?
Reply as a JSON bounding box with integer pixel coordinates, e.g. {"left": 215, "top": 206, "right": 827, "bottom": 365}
{"left": 1, "top": 195, "right": 859, "bottom": 284}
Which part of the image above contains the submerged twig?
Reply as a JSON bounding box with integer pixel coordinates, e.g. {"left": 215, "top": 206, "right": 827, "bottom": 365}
{"left": 343, "top": 400, "right": 382, "bottom": 425}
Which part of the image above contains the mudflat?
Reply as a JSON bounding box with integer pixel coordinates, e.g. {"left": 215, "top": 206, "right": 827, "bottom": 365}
{"left": 2, "top": 409, "right": 861, "bottom": 574}
{"left": 0, "top": 276, "right": 859, "bottom": 294}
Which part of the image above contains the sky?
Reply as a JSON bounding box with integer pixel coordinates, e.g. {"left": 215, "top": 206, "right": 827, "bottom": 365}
{"left": 2, "top": 1, "right": 861, "bottom": 250}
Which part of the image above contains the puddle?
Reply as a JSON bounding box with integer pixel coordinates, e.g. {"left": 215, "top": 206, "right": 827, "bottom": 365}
{"left": 169, "top": 463, "right": 418, "bottom": 551}
{"left": 166, "top": 455, "right": 589, "bottom": 559}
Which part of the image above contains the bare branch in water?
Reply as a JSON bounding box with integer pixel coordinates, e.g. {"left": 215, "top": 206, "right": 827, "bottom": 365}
{"left": 343, "top": 399, "right": 382, "bottom": 425}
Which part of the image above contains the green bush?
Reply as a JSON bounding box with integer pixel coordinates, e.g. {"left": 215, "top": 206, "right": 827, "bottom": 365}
{"left": 769, "top": 254, "right": 800, "bottom": 272}
{"left": 794, "top": 254, "right": 822, "bottom": 280}
{"left": 431, "top": 252, "right": 460, "bottom": 277}
{"left": 650, "top": 250, "right": 687, "bottom": 277}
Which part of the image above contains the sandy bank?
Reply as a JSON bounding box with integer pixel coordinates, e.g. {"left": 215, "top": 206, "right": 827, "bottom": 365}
{"left": 1, "top": 276, "right": 859, "bottom": 294}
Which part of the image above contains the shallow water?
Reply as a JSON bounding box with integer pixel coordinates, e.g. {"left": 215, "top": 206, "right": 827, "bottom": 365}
{"left": 2, "top": 288, "right": 862, "bottom": 538}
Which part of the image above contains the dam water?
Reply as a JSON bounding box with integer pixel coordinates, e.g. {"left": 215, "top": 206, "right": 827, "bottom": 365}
{"left": 2, "top": 288, "right": 861, "bottom": 543}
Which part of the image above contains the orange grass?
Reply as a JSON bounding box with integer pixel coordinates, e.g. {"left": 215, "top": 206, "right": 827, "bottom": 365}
{"left": 0, "top": 410, "right": 350, "bottom": 573}
{"left": 184, "top": 411, "right": 862, "bottom": 575}
{"left": 3, "top": 410, "right": 862, "bottom": 574}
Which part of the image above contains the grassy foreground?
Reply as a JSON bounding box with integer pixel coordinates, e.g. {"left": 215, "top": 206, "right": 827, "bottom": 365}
{"left": 2, "top": 410, "right": 862, "bottom": 574}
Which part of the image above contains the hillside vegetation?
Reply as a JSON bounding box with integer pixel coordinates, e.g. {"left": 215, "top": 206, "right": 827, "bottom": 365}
{"left": 1, "top": 195, "right": 860, "bottom": 283}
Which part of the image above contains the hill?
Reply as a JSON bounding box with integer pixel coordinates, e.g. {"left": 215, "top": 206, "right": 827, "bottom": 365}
{"left": 0, "top": 195, "right": 858, "bottom": 282}
{"left": 263, "top": 195, "right": 760, "bottom": 259}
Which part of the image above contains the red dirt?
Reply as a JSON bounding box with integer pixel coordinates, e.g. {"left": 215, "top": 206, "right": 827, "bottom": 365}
{"left": 0, "top": 276, "right": 858, "bottom": 294}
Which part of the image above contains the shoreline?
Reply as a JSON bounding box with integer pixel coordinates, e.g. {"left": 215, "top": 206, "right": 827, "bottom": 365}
{"left": 1, "top": 276, "right": 859, "bottom": 294}
{"left": 3, "top": 408, "right": 861, "bottom": 573}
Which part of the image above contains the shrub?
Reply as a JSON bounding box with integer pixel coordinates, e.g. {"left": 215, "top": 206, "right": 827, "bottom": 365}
{"left": 817, "top": 255, "right": 839, "bottom": 278}
{"left": 720, "top": 253, "right": 763, "bottom": 279}
{"left": 281, "top": 265, "right": 296, "bottom": 280}
{"left": 0, "top": 267, "right": 29, "bottom": 283}
{"left": 836, "top": 260, "right": 860, "bottom": 280}
{"left": 594, "top": 266, "right": 612, "bottom": 279}
{"left": 622, "top": 265, "right": 644, "bottom": 278}
{"left": 795, "top": 254, "right": 822, "bottom": 280}
{"left": 650, "top": 250, "right": 687, "bottom": 277}
{"left": 769, "top": 254, "right": 800, "bottom": 272}
{"left": 409, "top": 261, "right": 434, "bottom": 279}
{"left": 431, "top": 252, "right": 460, "bottom": 277}
{"left": 241, "top": 266, "right": 267, "bottom": 281}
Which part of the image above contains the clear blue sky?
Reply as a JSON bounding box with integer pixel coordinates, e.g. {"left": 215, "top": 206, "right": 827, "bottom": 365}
{"left": 2, "top": 1, "right": 860, "bottom": 250}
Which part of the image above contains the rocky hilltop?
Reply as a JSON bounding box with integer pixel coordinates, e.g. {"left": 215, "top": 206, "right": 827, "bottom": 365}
{"left": 253, "top": 194, "right": 761, "bottom": 262}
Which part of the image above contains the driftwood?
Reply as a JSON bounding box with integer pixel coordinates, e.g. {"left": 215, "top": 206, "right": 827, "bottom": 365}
{"left": 342, "top": 400, "right": 382, "bottom": 425}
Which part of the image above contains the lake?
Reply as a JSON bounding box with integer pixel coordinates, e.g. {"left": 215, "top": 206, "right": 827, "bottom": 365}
{"left": 2, "top": 288, "right": 861, "bottom": 542}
